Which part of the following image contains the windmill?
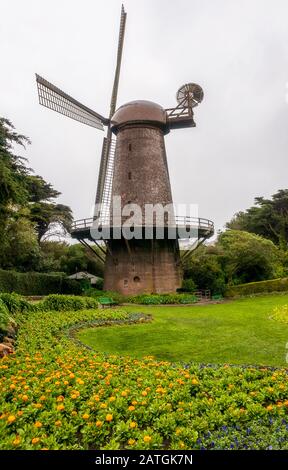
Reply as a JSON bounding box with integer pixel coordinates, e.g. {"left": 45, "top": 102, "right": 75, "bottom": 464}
{"left": 36, "top": 4, "right": 214, "bottom": 294}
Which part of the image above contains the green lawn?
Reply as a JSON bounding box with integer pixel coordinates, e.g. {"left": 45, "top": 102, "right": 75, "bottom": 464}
{"left": 78, "top": 294, "right": 288, "bottom": 367}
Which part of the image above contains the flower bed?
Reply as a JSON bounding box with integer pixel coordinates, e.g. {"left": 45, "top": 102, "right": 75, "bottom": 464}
{"left": 0, "top": 304, "right": 288, "bottom": 450}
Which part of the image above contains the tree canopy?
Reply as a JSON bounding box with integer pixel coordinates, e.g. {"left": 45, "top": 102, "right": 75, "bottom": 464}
{"left": 227, "top": 190, "right": 288, "bottom": 250}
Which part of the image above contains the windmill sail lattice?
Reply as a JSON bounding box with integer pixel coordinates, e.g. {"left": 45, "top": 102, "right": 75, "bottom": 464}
{"left": 36, "top": 74, "right": 107, "bottom": 130}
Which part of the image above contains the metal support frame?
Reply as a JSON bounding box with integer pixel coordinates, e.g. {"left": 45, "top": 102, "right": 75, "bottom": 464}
{"left": 79, "top": 239, "right": 105, "bottom": 265}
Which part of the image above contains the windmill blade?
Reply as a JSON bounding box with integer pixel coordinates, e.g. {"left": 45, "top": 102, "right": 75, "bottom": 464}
{"left": 109, "top": 4, "right": 127, "bottom": 119}
{"left": 95, "top": 4, "right": 127, "bottom": 213}
{"left": 36, "top": 74, "right": 108, "bottom": 130}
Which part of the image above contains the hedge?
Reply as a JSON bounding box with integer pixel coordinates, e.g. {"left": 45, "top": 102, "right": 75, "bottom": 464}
{"left": 225, "top": 277, "right": 288, "bottom": 297}
{"left": 0, "top": 269, "right": 83, "bottom": 296}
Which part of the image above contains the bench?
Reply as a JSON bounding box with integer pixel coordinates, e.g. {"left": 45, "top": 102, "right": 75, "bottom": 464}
{"left": 98, "top": 297, "right": 118, "bottom": 308}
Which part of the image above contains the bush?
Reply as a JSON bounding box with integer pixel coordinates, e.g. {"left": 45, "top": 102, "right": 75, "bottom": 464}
{"left": 178, "top": 278, "right": 196, "bottom": 293}
{"left": 225, "top": 277, "right": 288, "bottom": 297}
{"left": 0, "top": 269, "right": 82, "bottom": 296}
{"left": 39, "top": 294, "right": 99, "bottom": 312}
{"left": 126, "top": 293, "right": 198, "bottom": 305}
{"left": 0, "top": 293, "right": 34, "bottom": 315}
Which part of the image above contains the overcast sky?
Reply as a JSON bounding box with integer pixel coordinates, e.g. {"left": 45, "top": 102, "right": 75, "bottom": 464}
{"left": 1, "top": 0, "right": 288, "bottom": 235}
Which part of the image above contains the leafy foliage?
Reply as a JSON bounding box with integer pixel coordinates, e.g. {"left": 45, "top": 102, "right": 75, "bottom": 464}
{"left": 225, "top": 277, "right": 288, "bottom": 297}
{"left": 227, "top": 190, "right": 288, "bottom": 250}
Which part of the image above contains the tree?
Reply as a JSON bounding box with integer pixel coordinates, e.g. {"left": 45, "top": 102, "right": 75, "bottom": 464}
{"left": 182, "top": 245, "right": 226, "bottom": 294}
{"left": 227, "top": 190, "right": 288, "bottom": 250}
{"left": 0, "top": 218, "right": 42, "bottom": 272}
{"left": 218, "top": 230, "right": 283, "bottom": 285}
{"left": 0, "top": 117, "right": 73, "bottom": 271}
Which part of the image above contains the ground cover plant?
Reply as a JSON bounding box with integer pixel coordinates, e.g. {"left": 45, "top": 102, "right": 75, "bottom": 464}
{"left": 0, "top": 294, "right": 288, "bottom": 450}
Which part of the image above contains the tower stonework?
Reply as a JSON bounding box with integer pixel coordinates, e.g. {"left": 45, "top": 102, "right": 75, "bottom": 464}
{"left": 103, "top": 100, "right": 182, "bottom": 295}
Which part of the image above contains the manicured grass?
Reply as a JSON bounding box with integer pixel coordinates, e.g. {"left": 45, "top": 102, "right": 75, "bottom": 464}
{"left": 78, "top": 294, "right": 288, "bottom": 366}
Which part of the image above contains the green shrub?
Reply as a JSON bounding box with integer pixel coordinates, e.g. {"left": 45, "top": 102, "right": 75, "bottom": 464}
{"left": 0, "top": 293, "right": 33, "bottom": 315}
{"left": 179, "top": 279, "right": 196, "bottom": 293}
{"left": 0, "top": 299, "right": 16, "bottom": 340}
{"left": 0, "top": 269, "right": 82, "bottom": 296}
{"left": 225, "top": 277, "right": 288, "bottom": 297}
{"left": 39, "top": 294, "right": 99, "bottom": 312}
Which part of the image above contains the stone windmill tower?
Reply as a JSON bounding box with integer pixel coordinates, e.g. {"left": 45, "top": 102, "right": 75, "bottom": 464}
{"left": 35, "top": 5, "right": 214, "bottom": 294}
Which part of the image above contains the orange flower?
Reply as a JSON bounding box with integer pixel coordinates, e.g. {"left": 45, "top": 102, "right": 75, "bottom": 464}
{"left": 22, "top": 395, "right": 28, "bottom": 402}
{"left": 141, "top": 391, "right": 148, "bottom": 397}
{"left": 128, "top": 406, "right": 135, "bottom": 411}
{"left": 57, "top": 404, "right": 65, "bottom": 411}
{"left": 76, "top": 378, "right": 84, "bottom": 385}
{"left": 17, "top": 411, "right": 23, "bottom": 416}
{"left": 82, "top": 413, "right": 90, "bottom": 420}
{"left": 55, "top": 420, "right": 62, "bottom": 427}
{"left": 32, "top": 438, "right": 40, "bottom": 445}
{"left": 69, "top": 373, "right": 75, "bottom": 379}
{"left": 143, "top": 435, "right": 152, "bottom": 443}
{"left": 39, "top": 395, "right": 46, "bottom": 401}
{"left": 128, "top": 438, "right": 135, "bottom": 445}
{"left": 121, "top": 391, "right": 127, "bottom": 397}
{"left": 96, "top": 420, "right": 103, "bottom": 427}
{"left": 266, "top": 405, "right": 273, "bottom": 411}
{"left": 7, "top": 415, "right": 16, "bottom": 424}
{"left": 34, "top": 421, "right": 42, "bottom": 428}
{"left": 13, "top": 436, "right": 21, "bottom": 446}
{"left": 106, "top": 414, "right": 113, "bottom": 422}
{"left": 10, "top": 384, "right": 16, "bottom": 390}
{"left": 56, "top": 395, "right": 64, "bottom": 402}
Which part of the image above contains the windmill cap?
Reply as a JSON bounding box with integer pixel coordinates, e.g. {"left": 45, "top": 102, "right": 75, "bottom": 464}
{"left": 111, "top": 100, "right": 167, "bottom": 132}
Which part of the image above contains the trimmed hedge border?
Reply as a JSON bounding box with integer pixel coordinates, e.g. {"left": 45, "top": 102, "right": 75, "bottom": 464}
{"left": 0, "top": 269, "right": 82, "bottom": 296}
{"left": 225, "top": 277, "right": 288, "bottom": 297}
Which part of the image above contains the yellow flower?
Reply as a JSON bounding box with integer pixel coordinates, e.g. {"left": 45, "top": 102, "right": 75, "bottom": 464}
{"left": 56, "top": 395, "right": 64, "bottom": 402}
{"left": 128, "top": 406, "right": 135, "bottom": 411}
{"left": 143, "top": 435, "right": 152, "bottom": 443}
{"left": 96, "top": 420, "right": 103, "bottom": 427}
{"left": 266, "top": 405, "right": 273, "bottom": 411}
{"left": 130, "top": 421, "right": 137, "bottom": 429}
{"left": 34, "top": 403, "right": 42, "bottom": 409}
{"left": 191, "top": 378, "right": 199, "bottom": 385}
{"left": 82, "top": 413, "right": 90, "bottom": 420}
{"left": 132, "top": 400, "right": 138, "bottom": 406}
{"left": 121, "top": 391, "right": 127, "bottom": 397}
{"left": 106, "top": 414, "right": 113, "bottom": 422}
{"left": 7, "top": 415, "right": 16, "bottom": 424}
{"left": 57, "top": 404, "right": 65, "bottom": 411}
{"left": 34, "top": 421, "right": 42, "bottom": 428}
{"left": 76, "top": 378, "right": 84, "bottom": 385}
{"left": 128, "top": 438, "right": 135, "bottom": 446}
{"left": 32, "top": 437, "right": 40, "bottom": 445}
{"left": 100, "top": 403, "right": 107, "bottom": 409}
{"left": 109, "top": 396, "right": 116, "bottom": 402}
{"left": 13, "top": 436, "right": 21, "bottom": 446}
{"left": 55, "top": 420, "right": 62, "bottom": 427}
{"left": 72, "top": 411, "right": 78, "bottom": 416}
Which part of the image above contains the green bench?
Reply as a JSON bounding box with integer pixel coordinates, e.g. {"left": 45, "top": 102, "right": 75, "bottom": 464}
{"left": 98, "top": 297, "right": 117, "bottom": 308}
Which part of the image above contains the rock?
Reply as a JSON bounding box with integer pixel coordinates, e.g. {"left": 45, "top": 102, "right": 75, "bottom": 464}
{"left": 3, "top": 336, "right": 14, "bottom": 345}
{"left": 0, "top": 343, "right": 13, "bottom": 357}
